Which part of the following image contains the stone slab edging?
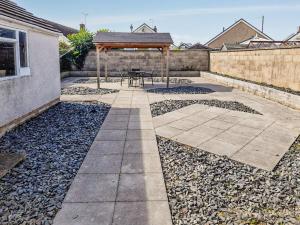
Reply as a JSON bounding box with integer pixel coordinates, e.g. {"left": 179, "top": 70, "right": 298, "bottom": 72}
{"left": 201, "top": 71, "right": 300, "bottom": 110}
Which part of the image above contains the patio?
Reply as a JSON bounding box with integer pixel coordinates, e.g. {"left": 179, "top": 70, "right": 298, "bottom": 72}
{"left": 56, "top": 76, "right": 300, "bottom": 224}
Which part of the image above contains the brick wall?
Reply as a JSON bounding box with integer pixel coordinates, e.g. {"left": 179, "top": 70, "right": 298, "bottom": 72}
{"left": 82, "top": 49, "right": 209, "bottom": 72}
{"left": 210, "top": 47, "right": 300, "bottom": 91}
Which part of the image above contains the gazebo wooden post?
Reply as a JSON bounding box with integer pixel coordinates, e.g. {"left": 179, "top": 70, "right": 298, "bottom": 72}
{"left": 166, "top": 47, "right": 170, "bottom": 88}
{"left": 161, "top": 49, "right": 165, "bottom": 81}
{"left": 104, "top": 48, "right": 108, "bottom": 82}
{"left": 96, "top": 45, "right": 101, "bottom": 89}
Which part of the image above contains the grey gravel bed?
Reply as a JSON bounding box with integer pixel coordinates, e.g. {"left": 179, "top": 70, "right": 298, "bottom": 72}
{"left": 147, "top": 86, "right": 214, "bottom": 94}
{"left": 157, "top": 136, "right": 300, "bottom": 225}
{"left": 61, "top": 86, "right": 119, "bottom": 95}
{"left": 0, "top": 102, "right": 110, "bottom": 225}
{"left": 151, "top": 99, "right": 261, "bottom": 117}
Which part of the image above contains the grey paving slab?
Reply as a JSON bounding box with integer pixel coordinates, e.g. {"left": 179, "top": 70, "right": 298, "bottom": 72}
{"left": 173, "top": 131, "right": 213, "bottom": 147}
{"left": 117, "top": 173, "right": 168, "bottom": 201}
{"left": 128, "top": 121, "right": 154, "bottom": 130}
{"left": 169, "top": 119, "right": 199, "bottom": 131}
{"left": 105, "top": 114, "right": 129, "bottom": 122}
{"left": 215, "top": 131, "right": 253, "bottom": 146}
{"left": 53, "top": 203, "right": 114, "bottom": 225}
{"left": 89, "top": 141, "right": 125, "bottom": 155}
{"left": 112, "top": 201, "right": 172, "bottom": 225}
{"left": 199, "top": 139, "right": 242, "bottom": 156}
{"left": 124, "top": 140, "right": 159, "bottom": 154}
{"left": 95, "top": 130, "right": 127, "bottom": 141}
{"left": 126, "top": 130, "right": 156, "bottom": 140}
{"left": 155, "top": 125, "right": 184, "bottom": 138}
{"left": 121, "top": 154, "right": 162, "bottom": 173}
{"left": 79, "top": 154, "right": 122, "bottom": 174}
{"left": 101, "top": 121, "right": 129, "bottom": 130}
{"left": 231, "top": 147, "right": 282, "bottom": 171}
{"left": 64, "top": 174, "right": 119, "bottom": 202}
{"left": 203, "top": 119, "right": 235, "bottom": 130}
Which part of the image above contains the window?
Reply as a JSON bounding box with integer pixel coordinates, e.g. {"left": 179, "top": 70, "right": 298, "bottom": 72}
{"left": 0, "top": 26, "right": 29, "bottom": 78}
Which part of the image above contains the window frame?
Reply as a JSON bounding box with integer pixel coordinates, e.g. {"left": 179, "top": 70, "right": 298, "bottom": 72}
{"left": 0, "top": 25, "right": 30, "bottom": 79}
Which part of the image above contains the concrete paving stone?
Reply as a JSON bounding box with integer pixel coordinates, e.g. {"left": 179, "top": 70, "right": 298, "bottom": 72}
{"left": 163, "top": 111, "right": 187, "bottom": 120}
{"left": 96, "top": 130, "right": 127, "bottom": 141}
{"left": 109, "top": 109, "right": 131, "bottom": 115}
{"left": 155, "top": 125, "right": 184, "bottom": 138}
{"left": 190, "top": 125, "right": 224, "bottom": 137}
{"left": 64, "top": 174, "right": 118, "bottom": 202}
{"left": 215, "top": 131, "right": 253, "bottom": 146}
{"left": 214, "top": 114, "right": 242, "bottom": 123}
{"left": 117, "top": 173, "right": 168, "bottom": 201}
{"left": 79, "top": 154, "right": 122, "bottom": 174}
{"left": 53, "top": 203, "right": 114, "bottom": 225}
{"left": 241, "top": 139, "right": 287, "bottom": 158}
{"left": 153, "top": 115, "right": 180, "bottom": 128}
{"left": 89, "top": 141, "right": 125, "bottom": 155}
{"left": 231, "top": 148, "right": 282, "bottom": 171}
{"left": 173, "top": 131, "right": 213, "bottom": 147}
{"left": 126, "top": 130, "right": 156, "bottom": 140}
{"left": 205, "top": 107, "right": 229, "bottom": 115}
{"left": 169, "top": 119, "right": 199, "bottom": 131}
{"left": 192, "top": 111, "right": 220, "bottom": 120}
{"left": 238, "top": 118, "right": 274, "bottom": 130}
{"left": 101, "top": 121, "right": 129, "bottom": 130}
{"left": 130, "top": 108, "right": 152, "bottom": 116}
{"left": 111, "top": 104, "right": 131, "bottom": 108}
{"left": 112, "top": 201, "right": 172, "bottom": 225}
{"left": 129, "top": 115, "right": 153, "bottom": 122}
{"left": 228, "top": 125, "right": 263, "bottom": 137}
{"left": 184, "top": 114, "right": 212, "bottom": 124}
{"left": 176, "top": 104, "right": 208, "bottom": 114}
{"left": 128, "top": 121, "right": 154, "bottom": 130}
{"left": 105, "top": 115, "right": 129, "bottom": 122}
{"left": 121, "top": 154, "right": 162, "bottom": 173}
{"left": 227, "top": 110, "right": 261, "bottom": 119}
{"left": 199, "top": 139, "right": 242, "bottom": 156}
{"left": 203, "top": 119, "right": 235, "bottom": 130}
{"left": 124, "top": 140, "right": 159, "bottom": 154}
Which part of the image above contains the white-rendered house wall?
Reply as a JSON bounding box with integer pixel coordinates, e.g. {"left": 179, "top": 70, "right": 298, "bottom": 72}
{"left": 0, "top": 18, "right": 60, "bottom": 127}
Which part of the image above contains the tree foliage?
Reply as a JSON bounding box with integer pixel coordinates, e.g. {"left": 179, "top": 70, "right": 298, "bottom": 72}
{"left": 67, "top": 30, "right": 94, "bottom": 70}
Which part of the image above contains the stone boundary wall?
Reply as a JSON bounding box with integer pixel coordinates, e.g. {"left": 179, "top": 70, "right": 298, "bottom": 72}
{"left": 82, "top": 49, "right": 209, "bottom": 73}
{"left": 201, "top": 71, "right": 300, "bottom": 110}
{"left": 210, "top": 47, "right": 300, "bottom": 91}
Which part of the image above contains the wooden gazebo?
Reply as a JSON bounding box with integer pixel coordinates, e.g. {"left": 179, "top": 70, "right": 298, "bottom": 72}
{"left": 93, "top": 32, "right": 173, "bottom": 88}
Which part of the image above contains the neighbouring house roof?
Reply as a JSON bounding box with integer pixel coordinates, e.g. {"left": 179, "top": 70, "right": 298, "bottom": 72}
{"left": 178, "top": 42, "right": 193, "bottom": 49}
{"left": 0, "top": 0, "right": 60, "bottom": 33}
{"left": 284, "top": 27, "right": 300, "bottom": 41}
{"left": 133, "top": 23, "right": 156, "bottom": 33}
{"left": 205, "top": 18, "right": 273, "bottom": 48}
{"left": 44, "top": 20, "right": 78, "bottom": 37}
{"left": 93, "top": 32, "right": 173, "bottom": 45}
{"left": 240, "top": 34, "right": 272, "bottom": 46}
{"left": 189, "top": 43, "right": 211, "bottom": 50}
{"left": 220, "top": 43, "right": 246, "bottom": 51}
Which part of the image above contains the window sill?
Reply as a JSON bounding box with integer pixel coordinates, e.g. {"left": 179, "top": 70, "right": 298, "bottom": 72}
{"left": 0, "top": 73, "right": 31, "bottom": 82}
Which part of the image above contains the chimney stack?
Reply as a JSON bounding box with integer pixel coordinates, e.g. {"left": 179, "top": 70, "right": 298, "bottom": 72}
{"left": 153, "top": 26, "right": 158, "bottom": 32}
{"left": 80, "top": 23, "right": 86, "bottom": 31}
{"left": 298, "top": 26, "right": 300, "bottom": 33}
{"left": 130, "top": 24, "right": 133, "bottom": 32}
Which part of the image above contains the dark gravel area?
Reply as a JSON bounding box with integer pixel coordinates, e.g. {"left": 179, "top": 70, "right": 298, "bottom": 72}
{"left": 0, "top": 102, "right": 110, "bottom": 225}
{"left": 157, "top": 136, "right": 300, "bottom": 225}
{"left": 151, "top": 99, "right": 261, "bottom": 117}
{"left": 147, "top": 86, "right": 214, "bottom": 94}
{"left": 213, "top": 72, "right": 300, "bottom": 96}
{"left": 61, "top": 86, "right": 119, "bottom": 95}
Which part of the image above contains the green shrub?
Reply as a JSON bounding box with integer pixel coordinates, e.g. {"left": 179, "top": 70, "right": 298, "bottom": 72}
{"left": 67, "top": 30, "right": 94, "bottom": 70}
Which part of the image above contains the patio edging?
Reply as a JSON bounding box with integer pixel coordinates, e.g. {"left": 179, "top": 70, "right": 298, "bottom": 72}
{"left": 201, "top": 71, "right": 300, "bottom": 110}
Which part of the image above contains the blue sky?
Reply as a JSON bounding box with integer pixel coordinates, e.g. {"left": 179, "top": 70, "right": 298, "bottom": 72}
{"left": 15, "top": 0, "right": 300, "bottom": 44}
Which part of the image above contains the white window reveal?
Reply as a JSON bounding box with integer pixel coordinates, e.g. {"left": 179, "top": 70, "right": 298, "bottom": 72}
{"left": 0, "top": 26, "right": 30, "bottom": 78}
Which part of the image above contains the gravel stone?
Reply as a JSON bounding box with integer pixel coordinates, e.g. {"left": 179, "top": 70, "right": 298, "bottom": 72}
{"left": 61, "top": 86, "right": 119, "bottom": 95}
{"left": 74, "top": 78, "right": 122, "bottom": 84}
{"left": 0, "top": 102, "right": 110, "bottom": 225}
{"left": 157, "top": 135, "right": 300, "bottom": 225}
{"left": 147, "top": 86, "right": 214, "bottom": 94}
{"left": 151, "top": 99, "right": 261, "bottom": 117}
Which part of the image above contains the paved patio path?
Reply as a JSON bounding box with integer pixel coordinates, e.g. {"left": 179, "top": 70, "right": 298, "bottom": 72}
{"left": 54, "top": 90, "right": 172, "bottom": 225}
{"left": 153, "top": 104, "right": 300, "bottom": 171}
